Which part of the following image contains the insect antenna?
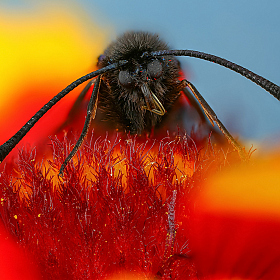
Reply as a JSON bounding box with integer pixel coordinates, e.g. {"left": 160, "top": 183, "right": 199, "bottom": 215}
{"left": 59, "top": 75, "right": 101, "bottom": 176}
{"left": 0, "top": 61, "right": 127, "bottom": 163}
{"left": 145, "top": 49, "right": 280, "bottom": 158}
{"left": 148, "top": 50, "right": 280, "bottom": 100}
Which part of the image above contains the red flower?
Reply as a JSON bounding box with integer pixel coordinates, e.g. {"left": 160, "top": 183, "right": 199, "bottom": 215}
{"left": 0, "top": 133, "right": 240, "bottom": 279}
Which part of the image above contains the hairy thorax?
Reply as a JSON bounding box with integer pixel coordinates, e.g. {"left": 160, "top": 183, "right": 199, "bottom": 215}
{"left": 97, "top": 31, "right": 182, "bottom": 134}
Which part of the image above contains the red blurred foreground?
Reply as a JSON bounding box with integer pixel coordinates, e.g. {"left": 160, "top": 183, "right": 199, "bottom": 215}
{"left": 190, "top": 155, "right": 280, "bottom": 279}
{"left": 0, "top": 222, "right": 40, "bottom": 279}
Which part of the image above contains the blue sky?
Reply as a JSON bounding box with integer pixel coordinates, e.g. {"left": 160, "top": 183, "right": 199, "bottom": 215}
{"left": 2, "top": 0, "right": 280, "bottom": 147}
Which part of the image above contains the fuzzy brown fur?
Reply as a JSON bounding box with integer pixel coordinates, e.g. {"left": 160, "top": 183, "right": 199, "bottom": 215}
{"left": 98, "top": 31, "right": 182, "bottom": 134}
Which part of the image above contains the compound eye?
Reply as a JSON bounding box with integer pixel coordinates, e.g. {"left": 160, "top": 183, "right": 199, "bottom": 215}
{"left": 119, "top": 70, "right": 134, "bottom": 87}
{"left": 147, "top": 60, "right": 162, "bottom": 79}
{"left": 97, "top": 54, "right": 106, "bottom": 67}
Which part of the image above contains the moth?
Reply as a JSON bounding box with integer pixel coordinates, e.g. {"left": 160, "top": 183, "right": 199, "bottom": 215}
{"left": 0, "top": 31, "right": 279, "bottom": 175}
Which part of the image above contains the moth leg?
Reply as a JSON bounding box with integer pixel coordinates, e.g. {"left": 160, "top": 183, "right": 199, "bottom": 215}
{"left": 57, "top": 79, "right": 96, "bottom": 131}
{"left": 181, "top": 79, "right": 248, "bottom": 160}
{"left": 59, "top": 75, "right": 101, "bottom": 176}
{"left": 177, "top": 81, "right": 208, "bottom": 124}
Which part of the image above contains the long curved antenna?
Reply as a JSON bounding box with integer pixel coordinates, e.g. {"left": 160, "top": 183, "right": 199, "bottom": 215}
{"left": 182, "top": 79, "right": 247, "bottom": 160}
{"left": 59, "top": 76, "right": 101, "bottom": 176}
{"left": 0, "top": 61, "right": 127, "bottom": 163}
{"left": 148, "top": 50, "right": 280, "bottom": 100}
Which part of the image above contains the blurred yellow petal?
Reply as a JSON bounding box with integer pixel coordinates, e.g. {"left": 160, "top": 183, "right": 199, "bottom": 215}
{"left": 199, "top": 155, "right": 280, "bottom": 219}
{"left": 0, "top": 1, "right": 111, "bottom": 154}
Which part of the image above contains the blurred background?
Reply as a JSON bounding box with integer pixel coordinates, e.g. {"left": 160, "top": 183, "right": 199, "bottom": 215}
{"left": 1, "top": 0, "right": 280, "bottom": 152}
